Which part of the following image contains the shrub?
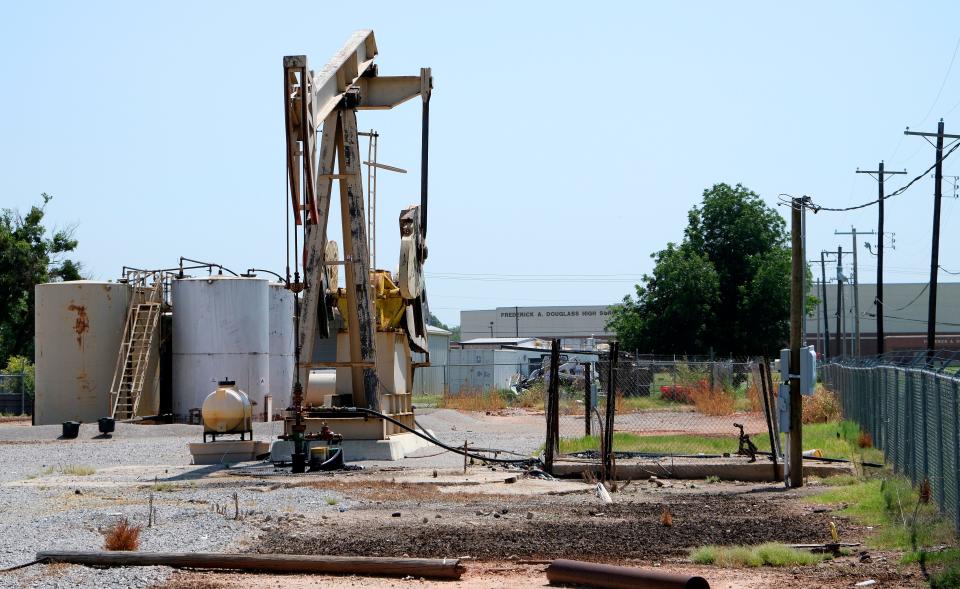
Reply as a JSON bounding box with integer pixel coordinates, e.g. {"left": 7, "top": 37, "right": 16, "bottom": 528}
{"left": 103, "top": 518, "right": 141, "bottom": 551}
{"left": 802, "top": 385, "right": 841, "bottom": 424}
{"left": 687, "top": 380, "right": 736, "bottom": 416}
{"left": 745, "top": 380, "right": 764, "bottom": 413}
{"left": 439, "top": 388, "right": 506, "bottom": 412}
{"left": 660, "top": 385, "right": 694, "bottom": 404}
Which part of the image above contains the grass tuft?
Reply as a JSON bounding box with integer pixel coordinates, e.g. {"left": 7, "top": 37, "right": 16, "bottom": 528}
{"left": 690, "top": 543, "right": 826, "bottom": 567}
{"left": 103, "top": 518, "right": 141, "bottom": 551}
{"left": 61, "top": 464, "right": 96, "bottom": 476}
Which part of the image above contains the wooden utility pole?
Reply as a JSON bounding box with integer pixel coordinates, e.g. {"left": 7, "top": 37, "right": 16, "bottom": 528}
{"left": 835, "top": 227, "right": 875, "bottom": 357}
{"left": 789, "top": 197, "right": 803, "bottom": 488}
{"left": 905, "top": 120, "right": 960, "bottom": 356}
{"left": 856, "top": 162, "right": 906, "bottom": 355}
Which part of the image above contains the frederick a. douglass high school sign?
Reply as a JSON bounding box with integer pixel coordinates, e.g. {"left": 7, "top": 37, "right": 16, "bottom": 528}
{"left": 461, "top": 305, "right": 615, "bottom": 339}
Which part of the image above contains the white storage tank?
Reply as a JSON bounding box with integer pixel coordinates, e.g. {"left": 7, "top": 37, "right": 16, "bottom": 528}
{"left": 267, "top": 282, "right": 295, "bottom": 413}
{"left": 34, "top": 281, "right": 132, "bottom": 425}
{"left": 172, "top": 276, "right": 269, "bottom": 418}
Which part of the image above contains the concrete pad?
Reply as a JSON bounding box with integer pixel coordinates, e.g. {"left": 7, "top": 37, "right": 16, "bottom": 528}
{"left": 189, "top": 441, "right": 270, "bottom": 465}
{"left": 552, "top": 457, "right": 852, "bottom": 482}
{"left": 269, "top": 431, "right": 434, "bottom": 463}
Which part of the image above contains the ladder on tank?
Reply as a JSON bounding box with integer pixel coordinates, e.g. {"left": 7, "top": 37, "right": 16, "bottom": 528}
{"left": 109, "top": 275, "right": 163, "bottom": 419}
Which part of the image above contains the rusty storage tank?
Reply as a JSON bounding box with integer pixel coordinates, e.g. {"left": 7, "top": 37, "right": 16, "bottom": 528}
{"left": 267, "top": 282, "right": 294, "bottom": 414}
{"left": 172, "top": 276, "right": 269, "bottom": 418}
{"left": 34, "top": 281, "right": 132, "bottom": 425}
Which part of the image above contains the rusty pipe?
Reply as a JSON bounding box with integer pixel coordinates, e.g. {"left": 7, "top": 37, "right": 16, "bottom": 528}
{"left": 546, "top": 559, "right": 709, "bottom": 589}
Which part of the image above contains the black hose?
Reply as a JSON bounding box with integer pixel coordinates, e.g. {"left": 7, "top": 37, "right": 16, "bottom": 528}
{"left": 339, "top": 407, "right": 537, "bottom": 465}
{"left": 755, "top": 450, "right": 883, "bottom": 468}
{"left": 412, "top": 418, "right": 529, "bottom": 458}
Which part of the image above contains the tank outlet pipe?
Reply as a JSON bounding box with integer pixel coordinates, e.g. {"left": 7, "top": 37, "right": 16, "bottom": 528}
{"left": 546, "top": 559, "right": 710, "bottom": 589}
{"left": 178, "top": 257, "right": 239, "bottom": 277}
{"left": 245, "top": 268, "right": 289, "bottom": 285}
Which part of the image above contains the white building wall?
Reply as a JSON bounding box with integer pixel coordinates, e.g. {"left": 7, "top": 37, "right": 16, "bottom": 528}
{"left": 461, "top": 305, "right": 615, "bottom": 342}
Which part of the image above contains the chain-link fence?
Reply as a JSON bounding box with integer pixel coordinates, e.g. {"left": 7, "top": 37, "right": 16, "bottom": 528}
{"left": 553, "top": 352, "right": 773, "bottom": 461}
{"left": 0, "top": 374, "right": 32, "bottom": 415}
{"left": 822, "top": 360, "right": 960, "bottom": 530}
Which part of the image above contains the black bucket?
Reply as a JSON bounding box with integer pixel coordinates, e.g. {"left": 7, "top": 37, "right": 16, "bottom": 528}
{"left": 61, "top": 421, "right": 80, "bottom": 439}
{"left": 97, "top": 417, "right": 115, "bottom": 435}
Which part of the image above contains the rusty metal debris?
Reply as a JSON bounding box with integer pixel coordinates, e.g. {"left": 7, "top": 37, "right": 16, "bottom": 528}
{"left": 546, "top": 559, "right": 709, "bottom": 589}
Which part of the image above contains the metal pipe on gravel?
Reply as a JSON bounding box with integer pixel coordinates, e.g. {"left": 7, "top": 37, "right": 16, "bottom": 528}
{"left": 36, "top": 551, "right": 465, "bottom": 580}
{"left": 545, "top": 559, "right": 709, "bottom": 589}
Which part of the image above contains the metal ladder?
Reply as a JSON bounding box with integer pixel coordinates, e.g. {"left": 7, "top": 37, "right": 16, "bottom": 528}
{"left": 109, "top": 275, "right": 163, "bottom": 419}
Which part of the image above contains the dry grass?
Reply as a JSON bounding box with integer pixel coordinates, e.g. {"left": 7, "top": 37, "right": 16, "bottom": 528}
{"left": 802, "top": 385, "right": 842, "bottom": 424}
{"left": 439, "top": 388, "right": 507, "bottom": 412}
{"left": 687, "top": 381, "right": 736, "bottom": 416}
{"left": 857, "top": 431, "right": 874, "bottom": 449}
{"left": 746, "top": 381, "right": 764, "bottom": 413}
{"left": 660, "top": 506, "right": 673, "bottom": 527}
{"left": 103, "top": 517, "right": 141, "bottom": 551}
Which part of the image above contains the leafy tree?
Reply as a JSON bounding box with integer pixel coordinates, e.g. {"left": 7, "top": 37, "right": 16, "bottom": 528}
{"left": 609, "top": 183, "right": 794, "bottom": 356}
{"left": 425, "top": 311, "right": 460, "bottom": 341}
{"left": 607, "top": 244, "right": 719, "bottom": 354}
{"left": 426, "top": 311, "right": 449, "bottom": 331}
{"left": 1, "top": 356, "right": 35, "bottom": 399}
{"left": 0, "top": 194, "right": 82, "bottom": 362}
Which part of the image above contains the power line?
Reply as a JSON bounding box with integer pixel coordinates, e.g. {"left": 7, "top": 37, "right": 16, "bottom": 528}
{"left": 788, "top": 141, "right": 960, "bottom": 212}
{"left": 875, "top": 282, "right": 929, "bottom": 311}
{"left": 875, "top": 313, "right": 960, "bottom": 328}
{"left": 919, "top": 34, "right": 960, "bottom": 125}
{"left": 940, "top": 265, "right": 960, "bottom": 275}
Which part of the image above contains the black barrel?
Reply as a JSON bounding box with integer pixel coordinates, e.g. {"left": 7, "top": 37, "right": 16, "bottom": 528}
{"left": 61, "top": 421, "right": 80, "bottom": 439}
{"left": 97, "top": 417, "right": 115, "bottom": 435}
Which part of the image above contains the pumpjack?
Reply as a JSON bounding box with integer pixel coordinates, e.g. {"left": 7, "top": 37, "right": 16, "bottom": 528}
{"left": 279, "top": 30, "right": 433, "bottom": 470}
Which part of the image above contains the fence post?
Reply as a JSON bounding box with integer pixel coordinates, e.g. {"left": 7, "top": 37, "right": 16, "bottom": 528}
{"left": 583, "top": 362, "right": 592, "bottom": 436}
{"left": 19, "top": 369, "right": 26, "bottom": 416}
{"left": 603, "top": 342, "right": 619, "bottom": 480}
{"left": 954, "top": 377, "right": 960, "bottom": 532}
{"left": 544, "top": 339, "right": 560, "bottom": 474}
{"left": 936, "top": 374, "right": 946, "bottom": 509}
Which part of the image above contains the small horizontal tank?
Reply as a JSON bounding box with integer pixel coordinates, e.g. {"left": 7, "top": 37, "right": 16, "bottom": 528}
{"left": 201, "top": 380, "right": 253, "bottom": 442}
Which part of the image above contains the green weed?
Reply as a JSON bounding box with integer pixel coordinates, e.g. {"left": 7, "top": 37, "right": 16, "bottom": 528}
{"left": 690, "top": 543, "right": 827, "bottom": 567}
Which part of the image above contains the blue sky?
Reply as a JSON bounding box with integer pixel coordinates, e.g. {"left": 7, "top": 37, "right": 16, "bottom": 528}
{"left": 3, "top": 1, "right": 960, "bottom": 327}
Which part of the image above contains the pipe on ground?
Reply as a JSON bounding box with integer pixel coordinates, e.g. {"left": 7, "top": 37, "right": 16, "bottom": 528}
{"left": 546, "top": 559, "right": 709, "bottom": 589}
{"left": 36, "top": 551, "right": 464, "bottom": 580}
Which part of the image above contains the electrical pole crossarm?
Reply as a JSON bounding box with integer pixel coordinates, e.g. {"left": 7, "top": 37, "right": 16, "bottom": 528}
{"left": 856, "top": 169, "right": 907, "bottom": 175}
{"left": 904, "top": 129, "right": 960, "bottom": 138}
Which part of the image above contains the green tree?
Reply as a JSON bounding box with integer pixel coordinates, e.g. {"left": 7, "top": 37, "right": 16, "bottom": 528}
{"left": 685, "top": 183, "right": 788, "bottom": 354}
{"left": 607, "top": 243, "right": 720, "bottom": 354}
{"left": 0, "top": 194, "right": 82, "bottom": 362}
{"left": 609, "top": 183, "right": 793, "bottom": 356}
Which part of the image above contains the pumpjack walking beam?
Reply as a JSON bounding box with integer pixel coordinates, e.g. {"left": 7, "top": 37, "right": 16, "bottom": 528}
{"left": 283, "top": 31, "right": 432, "bottom": 410}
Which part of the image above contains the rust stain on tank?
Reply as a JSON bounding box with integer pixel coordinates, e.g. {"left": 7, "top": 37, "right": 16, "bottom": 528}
{"left": 67, "top": 303, "right": 90, "bottom": 348}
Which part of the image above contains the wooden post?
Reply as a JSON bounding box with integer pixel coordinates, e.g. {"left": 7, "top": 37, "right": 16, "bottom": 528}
{"left": 789, "top": 198, "right": 803, "bottom": 488}
{"left": 603, "top": 342, "right": 619, "bottom": 480}
{"left": 544, "top": 339, "right": 561, "bottom": 474}
{"left": 758, "top": 359, "right": 781, "bottom": 482}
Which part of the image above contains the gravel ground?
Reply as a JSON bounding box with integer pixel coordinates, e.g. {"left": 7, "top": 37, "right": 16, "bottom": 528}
{"left": 0, "top": 411, "right": 541, "bottom": 588}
